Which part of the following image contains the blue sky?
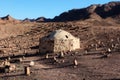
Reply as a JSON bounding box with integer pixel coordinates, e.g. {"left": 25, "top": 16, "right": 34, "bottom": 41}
{"left": 0, "top": 0, "right": 118, "bottom": 19}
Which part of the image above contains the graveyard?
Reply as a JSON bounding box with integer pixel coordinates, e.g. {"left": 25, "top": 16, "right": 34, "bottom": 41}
{"left": 0, "top": 1, "right": 120, "bottom": 80}
{"left": 0, "top": 18, "right": 119, "bottom": 80}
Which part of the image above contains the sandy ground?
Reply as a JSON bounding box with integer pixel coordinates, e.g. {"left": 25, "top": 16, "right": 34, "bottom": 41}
{"left": 0, "top": 51, "right": 120, "bottom": 80}
{"left": 0, "top": 19, "right": 120, "bottom": 80}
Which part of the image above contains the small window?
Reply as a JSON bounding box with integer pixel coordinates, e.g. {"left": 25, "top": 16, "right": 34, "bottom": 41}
{"left": 65, "top": 35, "right": 68, "bottom": 38}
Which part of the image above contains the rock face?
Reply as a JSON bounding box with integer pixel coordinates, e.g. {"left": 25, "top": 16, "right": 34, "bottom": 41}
{"left": 52, "top": 1, "right": 120, "bottom": 22}
{"left": 95, "top": 2, "right": 120, "bottom": 18}
{"left": 53, "top": 8, "right": 89, "bottom": 21}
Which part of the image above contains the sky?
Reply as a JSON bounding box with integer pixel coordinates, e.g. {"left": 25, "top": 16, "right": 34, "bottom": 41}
{"left": 0, "top": 0, "right": 118, "bottom": 19}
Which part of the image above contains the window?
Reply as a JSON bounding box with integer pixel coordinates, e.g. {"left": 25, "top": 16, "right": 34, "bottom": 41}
{"left": 65, "top": 35, "right": 68, "bottom": 38}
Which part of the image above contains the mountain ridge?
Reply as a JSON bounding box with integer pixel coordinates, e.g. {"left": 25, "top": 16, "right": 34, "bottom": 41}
{"left": 0, "top": 1, "right": 120, "bottom": 22}
{"left": 52, "top": 1, "right": 120, "bottom": 22}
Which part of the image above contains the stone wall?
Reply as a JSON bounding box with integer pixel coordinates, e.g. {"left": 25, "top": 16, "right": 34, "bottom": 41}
{"left": 39, "top": 38, "right": 80, "bottom": 53}
{"left": 39, "top": 39, "right": 54, "bottom": 53}
{"left": 54, "top": 39, "right": 73, "bottom": 52}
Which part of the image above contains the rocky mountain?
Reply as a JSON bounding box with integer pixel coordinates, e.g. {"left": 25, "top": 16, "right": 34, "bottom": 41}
{"left": 22, "top": 17, "right": 52, "bottom": 22}
{"left": 35, "top": 17, "right": 52, "bottom": 22}
{"left": 1, "top": 15, "right": 15, "bottom": 21}
{"left": 0, "top": 15, "right": 20, "bottom": 23}
{"left": 23, "top": 18, "right": 35, "bottom": 22}
{"left": 52, "top": 1, "right": 120, "bottom": 22}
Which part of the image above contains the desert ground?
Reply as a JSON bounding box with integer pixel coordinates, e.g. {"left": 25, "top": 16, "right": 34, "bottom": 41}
{"left": 0, "top": 17, "right": 119, "bottom": 80}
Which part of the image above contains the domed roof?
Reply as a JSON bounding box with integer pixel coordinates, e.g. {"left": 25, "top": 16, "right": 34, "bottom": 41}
{"left": 46, "top": 29, "right": 75, "bottom": 40}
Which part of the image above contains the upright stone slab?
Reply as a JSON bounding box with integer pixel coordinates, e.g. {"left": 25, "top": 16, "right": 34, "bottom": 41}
{"left": 24, "top": 66, "right": 30, "bottom": 76}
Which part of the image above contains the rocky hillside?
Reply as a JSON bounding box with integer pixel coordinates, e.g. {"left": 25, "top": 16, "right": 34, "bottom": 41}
{"left": 53, "top": 1, "right": 120, "bottom": 22}
{"left": 0, "top": 15, "right": 20, "bottom": 23}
